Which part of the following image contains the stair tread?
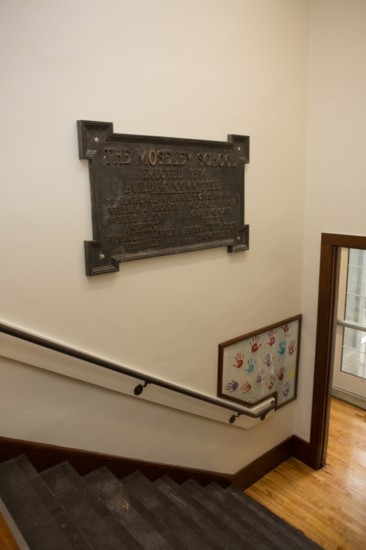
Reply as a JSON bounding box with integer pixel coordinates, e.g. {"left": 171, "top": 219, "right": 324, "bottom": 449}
{"left": 154, "top": 476, "right": 234, "bottom": 550}
{"left": 226, "top": 485, "right": 322, "bottom": 549}
{"left": 121, "top": 470, "right": 217, "bottom": 550}
{"left": 0, "top": 456, "right": 91, "bottom": 550}
{"left": 41, "top": 461, "right": 142, "bottom": 550}
{"left": 200, "top": 483, "right": 284, "bottom": 550}
{"left": 154, "top": 475, "right": 253, "bottom": 550}
{"left": 85, "top": 467, "right": 181, "bottom": 550}
{"left": 183, "top": 478, "right": 306, "bottom": 550}
{"left": 193, "top": 479, "right": 315, "bottom": 550}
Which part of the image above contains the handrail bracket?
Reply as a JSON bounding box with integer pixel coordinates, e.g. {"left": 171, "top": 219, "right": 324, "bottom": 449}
{"left": 134, "top": 380, "right": 150, "bottom": 396}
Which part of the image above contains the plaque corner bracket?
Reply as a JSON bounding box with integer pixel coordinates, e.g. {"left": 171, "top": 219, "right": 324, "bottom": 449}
{"left": 228, "top": 134, "right": 250, "bottom": 163}
{"left": 228, "top": 225, "right": 250, "bottom": 253}
{"left": 77, "top": 120, "right": 114, "bottom": 160}
{"left": 84, "top": 240, "right": 120, "bottom": 276}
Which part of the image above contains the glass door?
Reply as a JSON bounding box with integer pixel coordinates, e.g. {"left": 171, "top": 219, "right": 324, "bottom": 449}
{"left": 333, "top": 248, "right": 366, "bottom": 403}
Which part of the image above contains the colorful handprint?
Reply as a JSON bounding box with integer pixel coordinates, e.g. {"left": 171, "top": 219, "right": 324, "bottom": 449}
{"left": 266, "top": 374, "right": 275, "bottom": 391}
{"left": 246, "top": 357, "right": 255, "bottom": 373}
{"left": 250, "top": 336, "right": 261, "bottom": 353}
{"left": 278, "top": 366, "right": 286, "bottom": 381}
{"left": 278, "top": 341, "right": 286, "bottom": 356}
{"left": 226, "top": 380, "right": 239, "bottom": 393}
{"left": 241, "top": 381, "right": 252, "bottom": 393}
{"left": 282, "top": 381, "right": 291, "bottom": 397}
{"left": 233, "top": 352, "right": 244, "bottom": 369}
{"left": 263, "top": 353, "right": 273, "bottom": 368}
{"left": 266, "top": 330, "right": 276, "bottom": 347}
{"left": 256, "top": 368, "right": 265, "bottom": 383}
{"left": 288, "top": 340, "right": 297, "bottom": 355}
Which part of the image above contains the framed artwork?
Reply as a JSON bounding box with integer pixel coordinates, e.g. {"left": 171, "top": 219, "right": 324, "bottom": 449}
{"left": 217, "top": 315, "right": 302, "bottom": 409}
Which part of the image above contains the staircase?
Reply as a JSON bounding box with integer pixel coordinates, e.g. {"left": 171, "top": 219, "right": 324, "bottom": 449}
{"left": 0, "top": 456, "right": 322, "bottom": 549}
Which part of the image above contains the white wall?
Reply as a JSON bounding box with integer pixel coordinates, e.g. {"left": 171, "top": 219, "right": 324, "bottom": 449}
{"left": 0, "top": 0, "right": 309, "bottom": 472}
{"left": 297, "top": 0, "right": 366, "bottom": 438}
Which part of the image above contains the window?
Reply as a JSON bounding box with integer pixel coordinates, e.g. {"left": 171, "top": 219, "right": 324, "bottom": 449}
{"left": 339, "top": 249, "right": 366, "bottom": 380}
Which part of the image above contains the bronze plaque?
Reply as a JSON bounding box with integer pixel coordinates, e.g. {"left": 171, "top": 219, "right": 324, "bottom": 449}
{"left": 78, "top": 120, "right": 250, "bottom": 275}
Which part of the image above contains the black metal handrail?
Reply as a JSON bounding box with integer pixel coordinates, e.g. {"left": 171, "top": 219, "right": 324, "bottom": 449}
{"left": 0, "top": 321, "right": 276, "bottom": 423}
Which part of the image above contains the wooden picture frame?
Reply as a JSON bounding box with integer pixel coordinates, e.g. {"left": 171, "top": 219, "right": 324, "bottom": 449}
{"left": 217, "top": 315, "right": 302, "bottom": 409}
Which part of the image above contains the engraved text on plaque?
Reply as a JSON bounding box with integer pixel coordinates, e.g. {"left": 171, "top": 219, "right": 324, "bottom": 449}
{"left": 78, "top": 120, "right": 250, "bottom": 275}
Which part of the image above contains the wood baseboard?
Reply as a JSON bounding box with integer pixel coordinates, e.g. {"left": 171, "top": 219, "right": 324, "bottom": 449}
{"left": 0, "top": 434, "right": 316, "bottom": 490}
{"left": 232, "top": 435, "right": 321, "bottom": 488}
{"left": 232, "top": 437, "right": 293, "bottom": 489}
{"left": 289, "top": 435, "right": 322, "bottom": 469}
{"left": 0, "top": 436, "right": 232, "bottom": 487}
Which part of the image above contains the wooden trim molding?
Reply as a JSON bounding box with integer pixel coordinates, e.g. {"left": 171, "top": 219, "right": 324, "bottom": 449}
{"left": 232, "top": 437, "right": 293, "bottom": 489}
{"left": 0, "top": 436, "right": 231, "bottom": 488}
{"left": 309, "top": 233, "right": 366, "bottom": 469}
{"left": 289, "top": 436, "right": 319, "bottom": 469}
{"left": 0, "top": 434, "right": 310, "bottom": 490}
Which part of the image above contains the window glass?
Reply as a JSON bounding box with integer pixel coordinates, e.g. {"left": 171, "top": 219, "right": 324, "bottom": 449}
{"left": 341, "top": 327, "right": 366, "bottom": 378}
{"left": 341, "top": 249, "right": 366, "bottom": 379}
{"left": 345, "top": 249, "right": 366, "bottom": 324}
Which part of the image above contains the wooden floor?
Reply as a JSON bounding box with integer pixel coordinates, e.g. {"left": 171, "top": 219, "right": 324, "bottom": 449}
{"left": 245, "top": 398, "right": 366, "bottom": 550}
{"left": 0, "top": 511, "right": 20, "bottom": 550}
